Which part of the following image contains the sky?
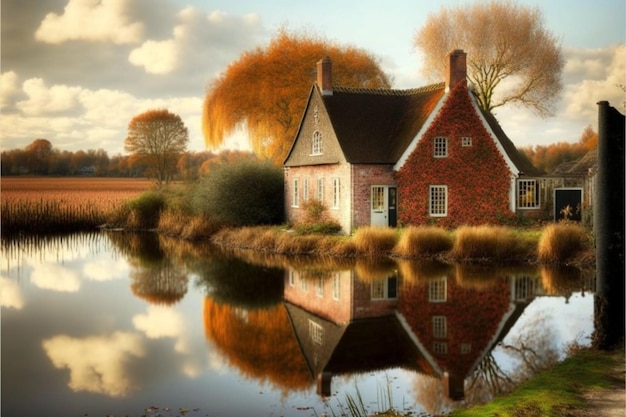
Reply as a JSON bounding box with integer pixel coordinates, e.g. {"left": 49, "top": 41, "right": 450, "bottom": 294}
{"left": 1, "top": 0, "right": 625, "bottom": 156}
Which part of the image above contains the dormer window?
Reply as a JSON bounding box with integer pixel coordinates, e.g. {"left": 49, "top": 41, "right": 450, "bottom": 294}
{"left": 312, "top": 130, "right": 323, "bottom": 155}
{"left": 434, "top": 137, "right": 448, "bottom": 157}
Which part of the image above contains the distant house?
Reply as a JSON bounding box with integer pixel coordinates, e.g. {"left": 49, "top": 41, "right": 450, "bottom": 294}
{"left": 283, "top": 51, "right": 541, "bottom": 232}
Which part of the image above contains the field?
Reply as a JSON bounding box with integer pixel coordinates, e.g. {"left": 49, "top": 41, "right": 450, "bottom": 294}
{"left": 1, "top": 177, "right": 154, "bottom": 234}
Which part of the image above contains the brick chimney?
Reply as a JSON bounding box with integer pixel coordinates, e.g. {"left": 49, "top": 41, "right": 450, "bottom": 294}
{"left": 317, "top": 56, "right": 333, "bottom": 96}
{"left": 446, "top": 49, "right": 467, "bottom": 92}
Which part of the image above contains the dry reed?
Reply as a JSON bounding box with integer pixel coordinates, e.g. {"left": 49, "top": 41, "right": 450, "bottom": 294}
{"left": 352, "top": 226, "right": 398, "bottom": 255}
{"left": 537, "top": 222, "right": 589, "bottom": 263}
{"left": 451, "top": 225, "right": 520, "bottom": 261}
{"left": 393, "top": 226, "right": 453, "bottom": 257}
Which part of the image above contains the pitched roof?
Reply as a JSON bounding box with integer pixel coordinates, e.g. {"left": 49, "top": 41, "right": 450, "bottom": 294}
{"left": 479, "top": 108, "right": 543, "bottom": 176}
{"left": 322, "top": 83, "right": 445, "bottom": 163}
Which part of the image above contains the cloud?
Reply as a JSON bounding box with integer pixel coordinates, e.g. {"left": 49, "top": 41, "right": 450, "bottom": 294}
{"left": 35, "top": 0, "right": 144, "bottom": 44}
{"left": 17, "top": 78, "right": 83, "bottom": 116}
{"left": 133, "top": 305, "right": 188, "bottom": 353}
{"left": 562, "top": 44, "right": 626, "bottom": 121}
{"left": 0, "top": 71, "right": 22, "bottom": 110}
{"left": 0, "top": 276, "right": 25, "bottom": 309}
{"left": 128, "top": 7, "right": 265, "bottom": 77}
{"left": 83, "top": 258, "right": 129, "bottom": 281}
{"left": 42, "top": 331, "right": 145, "bottom": 397}
{"left": 30, "top": 262, "right": 81, "bottom": 292}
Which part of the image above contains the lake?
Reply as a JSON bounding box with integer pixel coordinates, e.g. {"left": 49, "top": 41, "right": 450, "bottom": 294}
{"left": 1, "top": 231, "right": 595, "bottom": 417}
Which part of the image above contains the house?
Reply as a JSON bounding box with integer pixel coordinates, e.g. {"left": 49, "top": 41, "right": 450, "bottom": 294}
{"left": 283, "top": 51, "right": 541, "bottom": 232}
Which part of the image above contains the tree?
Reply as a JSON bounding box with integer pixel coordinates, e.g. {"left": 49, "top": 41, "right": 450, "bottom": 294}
{"left": 202, "top": 29, "right": 391, "bottom": 164}
{"left": 414, "top": 1, "right": 564, "bottom": 117}
{"left": 25, "top": 138, "right": 53, "bottom": 174}
{"left": 124, "top": 109, "right": 189, "bottom": 186}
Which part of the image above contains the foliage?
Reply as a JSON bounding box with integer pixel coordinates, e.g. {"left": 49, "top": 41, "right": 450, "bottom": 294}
{"left": 122, "top": 191, "right": 167, "bottom": 229}
{"left": 520, "top": 125, "right": 598, "bottom": 174}
{"left": 396, "top": 83, "right": 513, "bottom": 227}
{"left": 414, "top": 0, "right": 564, "bottom": 117}
{"left": 191, "top": 159, "right": 284, "bottom": 227}
{"left": 294, "top": 199, "right": 342, "bottom": 235}
{"left": 202, "top": 29, "right": 391, "bottom": 164}
{"left": 124, "top": 108, "right": 189, "bottom": 186}
{"left": 537, "top": 222, "right": 589, "bottom": 263}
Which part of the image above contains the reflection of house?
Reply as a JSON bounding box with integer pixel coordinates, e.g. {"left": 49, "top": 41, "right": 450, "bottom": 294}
{"left": 283, "top": 266, "right": 424, "bottom": 395}
{"left": 397, "top": 273, "right": 537, "bottom": 400}
{"left": 284, "top": 50, "right": 541, "bottom": 232}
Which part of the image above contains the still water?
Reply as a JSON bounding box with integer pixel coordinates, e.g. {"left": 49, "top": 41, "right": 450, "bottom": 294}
{"left": 1, "top": 231, "right": 595, "bottom": 417}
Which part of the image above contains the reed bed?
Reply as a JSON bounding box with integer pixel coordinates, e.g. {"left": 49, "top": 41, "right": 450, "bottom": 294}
{"left": 537, "top": 222, "right": 589, "bottom": 263}
{"left": 393, "top": 226, "right": 453, "bottom": 257}
{"left": 1, "top": 177, "right": 152, "bottom": 235}
{"left": 451, "top": 225, "right": 522, "bottom": 261}
{"left": 352, "top": 226, "right": 399, "bottom": 255}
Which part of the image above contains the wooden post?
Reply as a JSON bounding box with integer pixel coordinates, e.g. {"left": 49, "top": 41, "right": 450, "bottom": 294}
{"left": 593, "top": 101, "right": 625, "bottom": 349}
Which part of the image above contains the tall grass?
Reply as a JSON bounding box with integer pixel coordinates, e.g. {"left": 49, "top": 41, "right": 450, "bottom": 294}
{"left": 1, "top": 198, "right": 108, "bottom": 234}
{"left": 393, "top": 226, "right": 453, "bottom": 257}
{"left": 451, "top": 225, "right": 521, "bottom": 261}
{"left": 352, "top": 226, "right": 398, "bottom": 255}
{"left": 537, "top": 222, "right": 589, "bottom": 263}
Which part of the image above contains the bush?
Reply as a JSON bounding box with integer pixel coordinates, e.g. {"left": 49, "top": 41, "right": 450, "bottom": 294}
{"left": 394, "top": 226, "right": 453, "bottom": 257}
{"left": 191, "top": 160, "right": 284, "bottom": 227}
{"left": 107, "top": 190, "right": 165, "bottom": 230}
{"left": 538, "top": 222, "right": 588, "bottom": 263}
{"left": 294, "top": 199, "right": 342, "bottom": 235}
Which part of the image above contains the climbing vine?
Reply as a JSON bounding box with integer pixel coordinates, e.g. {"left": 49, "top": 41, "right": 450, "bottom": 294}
{"left": 396, "top": 83, "right": 514, "bottom": 227}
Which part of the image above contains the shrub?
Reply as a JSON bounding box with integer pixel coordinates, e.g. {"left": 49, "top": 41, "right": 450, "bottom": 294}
{"left": 352, "top": 226, "right": 398, "bottom": 255}
{"left": 294, "top": 199, "right": 342, "bottom": 235}
{"left": 451, "top": 225, "right": 519, "bottom": 260}
{"left": 393, "top": 226, "right": 453, "bottom": 257}
{"left": 127, "top": 191, "right": 166, "bottom": 229}
{"left": 538, "top": 222, "right": 588, "bottom": 263}
{"left": 191, "top": 160, "right": 284, "bottom": 226}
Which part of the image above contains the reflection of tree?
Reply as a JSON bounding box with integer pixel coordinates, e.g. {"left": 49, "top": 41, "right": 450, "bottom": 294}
{"left": 203, "top": 298, "right": 311, "bottom": 394}
{"left": 130, "top": 261, "right": 188, "bottom": 305}
{"left": 412, "top": 373, "right": 454, "bottom": 415}
{"left": 465, "top": 316, "right": 560, "bottom": 403}
{"left": 193, "top": 255, "right": 284, "bottom": 309}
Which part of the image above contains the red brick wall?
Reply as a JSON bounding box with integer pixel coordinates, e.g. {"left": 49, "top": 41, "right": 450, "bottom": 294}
{"left": 351, "top": 164, "right": 396, "bottom": 228}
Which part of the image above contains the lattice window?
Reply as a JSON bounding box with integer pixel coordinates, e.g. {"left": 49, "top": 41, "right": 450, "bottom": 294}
{"left": 312, "top": 131, "right": 323, "bottom": 155}
{"left": 518, "top": 179, "right": 540, "bottom": 209}
{"left": 429, "top": 185, "right": 448, "bottom": 216}
{"left": 433, "top": 316, "right": 447, "bottom": 338}
{"left": 434, "top": 137, "right": 448, "bottom": 157}
{"left": 429, "top": 277, "right": 447, "bottom": 302}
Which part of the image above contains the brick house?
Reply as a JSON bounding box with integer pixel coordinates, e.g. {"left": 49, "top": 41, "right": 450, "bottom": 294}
{"left": 283, "top": 51, "right": 541, "bottom": 232}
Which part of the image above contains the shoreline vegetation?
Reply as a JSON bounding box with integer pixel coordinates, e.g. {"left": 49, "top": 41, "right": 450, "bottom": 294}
{"left": 1, "top": 182, "right": 594, "bottom": 267}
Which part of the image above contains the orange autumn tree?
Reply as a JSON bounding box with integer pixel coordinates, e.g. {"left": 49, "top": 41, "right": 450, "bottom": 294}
{"left": 202, "top": 30, "right": 392, "bottom": 164}
{"left": 125, "top": 109, "right": 189, "bottom": 186}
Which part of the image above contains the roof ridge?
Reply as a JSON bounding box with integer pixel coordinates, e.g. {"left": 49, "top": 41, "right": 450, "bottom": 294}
{"left": 333, "top": 82, "right": 445, "bottom": 96}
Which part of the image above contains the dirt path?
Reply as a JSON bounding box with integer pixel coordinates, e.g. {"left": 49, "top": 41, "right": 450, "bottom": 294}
{"left": 573, "top": 352, "right": 625, "bottom": 417}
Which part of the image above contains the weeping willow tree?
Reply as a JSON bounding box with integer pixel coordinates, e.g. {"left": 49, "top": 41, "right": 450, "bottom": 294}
{"left": 202, "top": 29, "right": 392, "bottom": 164}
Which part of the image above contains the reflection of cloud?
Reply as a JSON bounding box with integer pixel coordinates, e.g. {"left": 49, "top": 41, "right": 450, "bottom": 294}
{"left": 83, "top": 258, "right": 129, "bottom": 281}
{"left": 0, "top": 276, "right": 25, "bottom": 309}
{"left": 42, "top": 331, "right": 145, "bottom": 397}
{"left": 30, "top": 262, "right": 81, "bottom": 292}
{"left": 133, "top": 305, "right": 187, "bottom": 353}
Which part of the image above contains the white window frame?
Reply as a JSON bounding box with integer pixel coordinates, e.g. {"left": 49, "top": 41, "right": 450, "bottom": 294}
{"left": 429, "top": 277, "right": 447, "bottom": 302}
{"left": 311, "top": 130, "right": 323, "bottom": 155}
{"left": 371, "top": 276, "right": 398, "bottom": 300}
{"left": 332, "top": 273, "right": 340, "bottom": 300}
{"left": 434, "top": 137, "right": 448, "bottom": 157}
{"left": 292, "top": 178, "right": 299, "bottom": 207}
{"left": 433, "top": 342, "right": 448, "bottom": 354}
{"left": 332, "top": 178, "right": 340, "bottom": 209}
{"left": 461, "top": 136, "right": 472, "bottom": 147}
{"left": 308, "top": 320, "right": 323, "bottom": 345}
{"left": 517, "top": 179, "right": 540, "bottom": 209}
{"left": 316, "top": 277, "right": 324, "bottom": 297}
{"left": 317, "top": 178, "right": 324, "bottom": 202}
{"left": 429, "top": 185, "right": 448, "bottom": 217}
{"left": 432, "top": 316, "right": 447, "bottom": 338}
{"left": 303, "top": 178, "right": 309, "bottom": 202}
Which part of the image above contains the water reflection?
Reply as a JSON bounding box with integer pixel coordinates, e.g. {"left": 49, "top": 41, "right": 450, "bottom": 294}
{"left": 1, "top": 232, "right": 595, "bottom": 417}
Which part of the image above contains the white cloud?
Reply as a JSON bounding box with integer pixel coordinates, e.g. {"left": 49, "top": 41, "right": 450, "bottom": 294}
{"left": 30, "top": 263, "right": 81, "bottom": 292}
{"left": 42, "top": 331, "right": 145, "bottom": 397}
{"left": 17, "top": 78, "right": 83, "bottom": 116}
{"left": 133, "top": 305, "right": 188, "bottom": 353}
{"left": 128, "top": 39, "right": 178, "bottom": 74}
{"left": 35, "top": 0, "right": 144, "bottom": 44}
{"left": 0, "top": 71, "right": 21, "bottom": 109}
{"left": 83, "top": 258, "right": 129, "bottom": 281}
{"left": 0, "top": 276, "right": 25, "bottom": 309}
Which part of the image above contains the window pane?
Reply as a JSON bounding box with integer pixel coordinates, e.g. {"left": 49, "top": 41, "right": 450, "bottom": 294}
{"left": 434, "top": 137, "right": 448, "bottom": 157}
{"left": 429, "top": 185, "right": 447, "bottom": 216}
{"left": 518, "top": 179, "right": 540, "bottom": 209}
{"left": 372, "top": 186, "right": 384, "bottom": 211}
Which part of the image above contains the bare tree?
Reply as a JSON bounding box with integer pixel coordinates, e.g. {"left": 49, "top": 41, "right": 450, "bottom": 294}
{"left": 124, "top": 109, "right": 189, "bottom": 186}
{"left": 414, "top": 1, "right": 564, "bottom": 117}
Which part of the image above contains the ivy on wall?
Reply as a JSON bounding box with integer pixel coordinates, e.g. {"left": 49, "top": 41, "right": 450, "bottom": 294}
{"left": 396, "top": 83, "right": 514, "bottom": 227}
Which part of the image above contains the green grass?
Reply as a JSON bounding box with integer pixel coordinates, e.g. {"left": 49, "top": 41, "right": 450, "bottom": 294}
{"left": 450, "top": 347, "right": 624, "bottom": 417}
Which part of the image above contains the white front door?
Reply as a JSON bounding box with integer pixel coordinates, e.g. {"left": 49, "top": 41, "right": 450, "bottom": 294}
{"left": 371, "top": 186, "right": 387, "bottom": 226}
